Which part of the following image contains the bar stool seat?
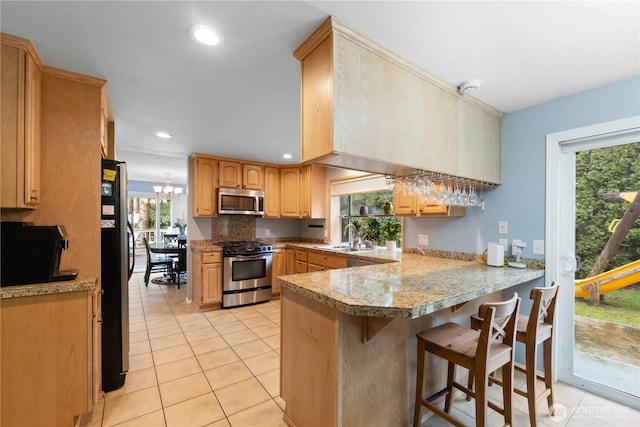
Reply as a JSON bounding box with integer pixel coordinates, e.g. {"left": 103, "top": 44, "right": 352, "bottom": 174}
{"left": 468, "top": 283, "right": 559, "bottom": 426}
{"left": 414, "top": 293, "right": 521, "bottom": 427}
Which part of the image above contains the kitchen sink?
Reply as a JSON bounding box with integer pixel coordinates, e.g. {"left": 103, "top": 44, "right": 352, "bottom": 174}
{"left": 314, "top": 245, "right": 371, "bottom": 252}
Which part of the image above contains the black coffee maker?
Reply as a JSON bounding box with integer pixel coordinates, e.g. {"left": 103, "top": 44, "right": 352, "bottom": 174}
{"left": 1, "top": 222, "right": 78, "bottom": 287}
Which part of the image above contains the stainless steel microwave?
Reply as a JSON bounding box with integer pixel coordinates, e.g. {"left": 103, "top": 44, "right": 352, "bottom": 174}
{"left": 217, "top": 188, "right": 264, "bottom": 215}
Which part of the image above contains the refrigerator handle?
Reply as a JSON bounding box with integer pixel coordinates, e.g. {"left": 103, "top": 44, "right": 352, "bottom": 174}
{"left": 127, "top": 221, "right": 135, "bottom": 279}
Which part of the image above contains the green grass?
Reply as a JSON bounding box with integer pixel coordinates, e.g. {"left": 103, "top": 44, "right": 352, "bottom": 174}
{"left": 575, "top": 288, "right": 640, "bottom": 328}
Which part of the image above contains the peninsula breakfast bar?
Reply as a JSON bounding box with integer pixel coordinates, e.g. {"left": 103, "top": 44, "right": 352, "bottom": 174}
{"left": 277, "top": 252, "right": 544, "bottom": 426}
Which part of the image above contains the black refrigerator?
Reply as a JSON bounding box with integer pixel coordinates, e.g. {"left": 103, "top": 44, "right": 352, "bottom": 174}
{"left": 100, "top": 159, "right": 132, "bottom": 392}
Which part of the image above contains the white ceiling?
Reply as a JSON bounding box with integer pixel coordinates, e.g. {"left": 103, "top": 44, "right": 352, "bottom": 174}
{"left": 2, "top": 1, "right": 638, "bottom": 186}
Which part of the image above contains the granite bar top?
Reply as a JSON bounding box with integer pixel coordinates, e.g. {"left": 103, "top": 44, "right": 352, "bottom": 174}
{"left": 0, "top": 274, "right": 98, "bottom": 299}
{"left": 277, "top": 254, "right": 544, "bottom": 319}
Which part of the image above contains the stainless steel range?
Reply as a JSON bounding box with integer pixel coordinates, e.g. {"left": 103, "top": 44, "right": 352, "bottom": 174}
{"left": 218, "top": 241, "right": 273, "bottom": 308}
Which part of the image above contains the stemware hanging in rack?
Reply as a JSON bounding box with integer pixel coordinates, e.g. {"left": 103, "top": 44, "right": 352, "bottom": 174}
{"left": 386, "top": 170, "right": 496, "bottom": 209}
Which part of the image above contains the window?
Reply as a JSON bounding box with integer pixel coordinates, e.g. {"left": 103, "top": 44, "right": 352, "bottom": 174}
{"left": 339, "top": 191, "right": 401, "bottom": 245}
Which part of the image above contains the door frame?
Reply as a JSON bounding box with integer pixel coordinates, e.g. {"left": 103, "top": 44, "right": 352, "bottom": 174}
{"left": 545, "top": 115, "right": 640, "bottom": 408}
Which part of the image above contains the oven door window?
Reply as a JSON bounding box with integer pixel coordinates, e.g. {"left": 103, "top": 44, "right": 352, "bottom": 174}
{"left": 220, "top": 195, "right": 256, "bottom": 212}
{"left": 232, "top": 258, "right": 266, "bottom": 281}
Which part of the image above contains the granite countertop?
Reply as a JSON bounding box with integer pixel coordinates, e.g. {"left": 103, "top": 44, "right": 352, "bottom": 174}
{"left": 189, "top": 240, "right": 222, "bottom": 251}
{"left": 282, "top": 242, "right": 402, "bottom": 263}
{"left": 0, "top": 274, "right": 98, "bottom": 299}
{"left": 277, "top": 254, "right": 544, "bottom": 319}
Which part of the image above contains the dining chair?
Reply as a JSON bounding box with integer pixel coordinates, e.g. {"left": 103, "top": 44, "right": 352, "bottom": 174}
{"left": 467, "top": 283, "right": 559, "bottom": 426}
{"left": 142, "top": 237, "right": 174, "bottom": 286}
{"left": 172, "top": 251, "right": 186, "bottom": 288}
{"left": 163, "top": 234, "right": 179, "bottom": 246}
{"left": 414, "top": 293, "right": 521, "bottom": 427}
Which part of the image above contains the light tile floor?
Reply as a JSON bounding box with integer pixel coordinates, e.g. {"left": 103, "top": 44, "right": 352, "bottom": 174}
{"left": 79, "top": 272, "right": 639, "bottom": 427}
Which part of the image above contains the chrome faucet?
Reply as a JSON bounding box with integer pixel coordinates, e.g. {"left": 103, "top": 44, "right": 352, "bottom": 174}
{"left": 343, "top": 223, "right": 359, "bottom": 249}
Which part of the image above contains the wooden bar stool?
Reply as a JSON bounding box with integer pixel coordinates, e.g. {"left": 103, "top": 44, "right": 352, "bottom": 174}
{"left": 414, "top": 293, "right": 521, "bottom": 427}
{"left": 467, "top": 283, "right": 559, "bottom": 426}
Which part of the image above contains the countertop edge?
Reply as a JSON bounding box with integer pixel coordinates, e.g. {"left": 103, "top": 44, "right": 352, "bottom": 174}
{"left": 0, "top": 275, "right": 98, "bottom": 299}
{"left": 278, "top": 266, "right": 545, "bottom": 319}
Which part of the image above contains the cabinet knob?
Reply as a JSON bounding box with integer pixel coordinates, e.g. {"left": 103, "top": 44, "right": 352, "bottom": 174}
{"left": 30, "top": 195, "right": 39, "bottom": 201}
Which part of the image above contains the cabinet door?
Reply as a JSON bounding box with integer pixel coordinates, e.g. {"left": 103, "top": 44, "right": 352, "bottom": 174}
{"left": 300, "top": 165, "right": 311, "bottom": 218}
{"left": 393, "top": 187, "right": 417, "bottom": 215}
{"left": 285, "top": 249, "right": 295, "bottom": 274}
{"left": 294, "top": 249, "right": 308, "bottom": 273}
{"left": 300, "top": 165, "right": 326, "bottom": 219}
{"left": 1, "top": 43, "right": 41, "bottom": 209}
{"left": 193, "top": 157, "right": 217, "bottom": 217}
{"left": 264, "top": 167, "right": 280, "bottom": 217}
{"left": 308, "top": 263, "right": 326, "bottom": 272}
{"left": 219, "top": 160, "right": 242, "bottom": 188}
{"left": 242, "top": 163, "right": 264, "bottom": 190}
{"left": 280, "top": 168, "right": 300, "bottom": 217}
{"left": 23, "top": 52, "right": 41, "bottom": 206}
{"left": 202, "top": 263, "right": 222, "bottom": 304}
{"left": 271, "top": 249, "right": 286, "bottom": 295}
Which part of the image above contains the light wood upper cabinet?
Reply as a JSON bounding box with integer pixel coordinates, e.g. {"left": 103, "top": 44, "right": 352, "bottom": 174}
{"left": 1, "top": 34, "right": 42, "bottom": 208}
{"left": 300, "top": 164, "right": 326, "bottom": 219}
{"left": 219, "top": 160, "right": 264, "bottom": 190}
{"left": 294, "top": 17, "right": 503, "bottom": 184}
{"left": 280, "top": 167, "right": 301, "bottom": 218}
{"left": 280, "top": 165, "right": 326, "bottom": 219}
{"left": 218, "top": 160, "right": 242, "bottom": 188}
{"left": 264, "top": 166, "right": 280, "bottom": 217}
{"left": 242, "top": 163, "right": 264, "bottom": 190}
{"left": 393, "top": 188, "right": 417, "bottom": 215}
{"left": 393, "top": 186, "right": 464, "bottom": 218}
{"left": 190, "top": 155, "right": 218, "bottom": 217}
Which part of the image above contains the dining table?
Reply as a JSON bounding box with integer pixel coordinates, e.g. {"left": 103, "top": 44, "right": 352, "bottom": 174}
{"left": 149, "top": 242, "right": 186, "bottom": 256}
{"left": 149, "top": 242, "right": 187, "bottom": 284}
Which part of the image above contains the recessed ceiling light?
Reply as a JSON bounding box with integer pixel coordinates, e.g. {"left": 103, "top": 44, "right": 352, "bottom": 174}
{"left": 282, "top": 153, "right": 293, "bottom": 159}
{"left": 155, "top": 131, "right": 173, "bottom": 139}
{"left": 189, "top": 25, "right": 223, "bottom": 46}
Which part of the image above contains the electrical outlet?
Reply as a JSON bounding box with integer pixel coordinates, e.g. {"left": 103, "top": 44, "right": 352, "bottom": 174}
{"left": 533, "top": 239, "right": 544, "bottom": 255}
{"left": 418, "top": 234, "right": 429, "bottom": 246}
{"left": 265, "top": 229, "right": 271, "bottom": 236}
{"left": 498, "top": 221, "right": 508, "bottom": 234}
{"left": 498, "top": 238, "right": 508, "bottom": 249}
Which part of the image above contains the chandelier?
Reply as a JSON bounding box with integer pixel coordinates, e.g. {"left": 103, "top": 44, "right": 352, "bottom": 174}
{"left": 153, "top": 173, "right": 183, "bottom": 200}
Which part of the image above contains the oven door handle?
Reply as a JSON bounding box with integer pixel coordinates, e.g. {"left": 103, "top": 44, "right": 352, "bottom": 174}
{"left": 228, "top": 253, "right": 272, "bottom": 260}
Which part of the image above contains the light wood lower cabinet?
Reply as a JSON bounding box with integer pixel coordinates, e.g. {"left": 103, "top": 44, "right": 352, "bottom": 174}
{"left": 271, "top": 249, "right": 286, "bottom": 296}
{"left": 191, "top": 249, "right": 222, "bottom": 309}
{"left": 294, "top": 249, "right": 308, "bottom": 273}
{"left": 285, "top": 249, "right": 295, "bottom": 274}
{"left": 308, "top": 252, "right": 348, "bottom": 271}
{"left": 1, "top": 286, "right": 96, "bottom": 427}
